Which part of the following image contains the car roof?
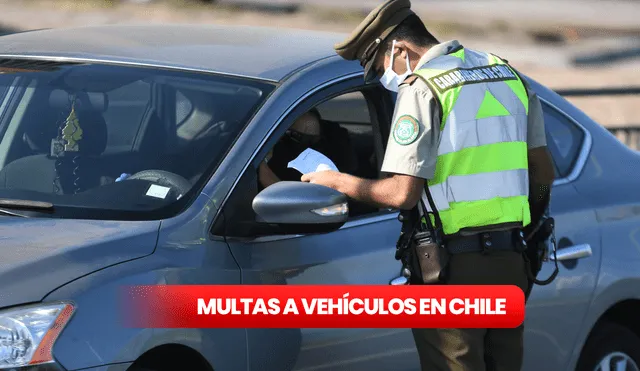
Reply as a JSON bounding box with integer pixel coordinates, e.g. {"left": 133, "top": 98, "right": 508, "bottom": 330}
{"left": 0, "top": 24, "right": 349, "bottom": 82}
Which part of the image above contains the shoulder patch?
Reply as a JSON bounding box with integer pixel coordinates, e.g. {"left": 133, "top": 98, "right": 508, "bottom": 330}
{"left": 400, "top": 75, "right": 419, "bottom": 86}
{"left": 392, "top": 115, "right": 420, "bottom": 145}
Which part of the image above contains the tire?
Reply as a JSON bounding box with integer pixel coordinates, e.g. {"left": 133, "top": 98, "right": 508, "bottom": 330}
{"left": 576, "top": 320, "right": 640, "bottom": 371}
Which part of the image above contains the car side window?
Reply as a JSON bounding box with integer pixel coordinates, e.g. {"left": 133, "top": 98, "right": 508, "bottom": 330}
{"left": 314, "top": 90, "right": 383, "bottom": 218}
{"left": 542, "top": 102, "right": 585, "bottom": 179}
{"left": 315, "top": 91, "right": 380, "bottom": 182}
{"left": 258, "top": 90, "right": 381, "bottom": 219}
{"left": 214, "top": 86, "right": 390, "bottom": 238}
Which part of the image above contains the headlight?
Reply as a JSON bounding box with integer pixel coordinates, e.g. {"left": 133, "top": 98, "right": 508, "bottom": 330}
{"left": 0, "top": 302, "right": 74, "bottom": 369}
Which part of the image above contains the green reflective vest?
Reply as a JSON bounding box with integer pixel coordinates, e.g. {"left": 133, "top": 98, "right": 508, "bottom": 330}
{"left": 413, "top": 47, "right": 531, "bottom": 235}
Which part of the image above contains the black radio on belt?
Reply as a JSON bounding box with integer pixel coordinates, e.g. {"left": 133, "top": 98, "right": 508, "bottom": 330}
{"left": 395, "top": 208, "right": 420, "bottom": 261}
{"left": 394, "top": 189, "right": 450, "bottom": 285}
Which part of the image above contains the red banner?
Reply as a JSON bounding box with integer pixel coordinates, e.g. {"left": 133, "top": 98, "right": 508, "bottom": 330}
{"left": 120, "top": 285, "right": 525, "bottom": 329}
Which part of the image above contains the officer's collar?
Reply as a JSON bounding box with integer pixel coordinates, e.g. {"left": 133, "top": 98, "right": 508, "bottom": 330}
{"left": 415, "top": 40, "right": 462, "bottom": 70}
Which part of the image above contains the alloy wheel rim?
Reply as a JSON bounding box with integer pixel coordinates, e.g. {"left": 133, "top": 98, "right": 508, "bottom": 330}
{"left": 595, "top": 352, "right": 639, "bottom": 371}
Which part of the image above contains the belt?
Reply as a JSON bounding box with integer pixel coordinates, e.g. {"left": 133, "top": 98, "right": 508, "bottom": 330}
{"left": 444, "top": 229, "right": 525, "bottom": 255}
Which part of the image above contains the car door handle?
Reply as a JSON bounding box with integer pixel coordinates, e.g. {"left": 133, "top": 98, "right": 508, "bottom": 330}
{"left": 550, "top": 243, "right": 592, "bottom": 261}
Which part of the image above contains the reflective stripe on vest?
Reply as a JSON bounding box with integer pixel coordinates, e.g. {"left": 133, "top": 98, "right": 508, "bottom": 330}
{"left": 413, "top": 47, "right": 531, "bottom": 235}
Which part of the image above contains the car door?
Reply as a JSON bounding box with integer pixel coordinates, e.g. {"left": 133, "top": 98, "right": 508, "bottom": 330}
{"left": 521, "top": 97, "right": 601, "bottom": 371}
{"left": 218, "top": 80, "right": 422, "bottom": 371}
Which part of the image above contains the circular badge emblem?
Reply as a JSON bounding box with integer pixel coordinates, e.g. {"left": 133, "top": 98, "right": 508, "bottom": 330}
{"left": 393, "top": 115, "right": 420, "bottom": 145}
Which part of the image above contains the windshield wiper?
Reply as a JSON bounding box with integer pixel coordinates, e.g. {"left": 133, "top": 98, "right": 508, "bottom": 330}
{"left": 0, "top": 199, "right": 54, "bottom": 218}
{"left": 0, "top": 208, "right": 29, "bottom": 218}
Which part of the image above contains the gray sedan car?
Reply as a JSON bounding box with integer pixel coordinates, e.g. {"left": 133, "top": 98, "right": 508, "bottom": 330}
{"left": 0, "top": 24, "right": 638, "bottom": 371}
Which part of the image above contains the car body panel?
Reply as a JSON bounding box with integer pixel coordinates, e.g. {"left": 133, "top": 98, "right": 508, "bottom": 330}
{"left": 0, "top": 217, "right": 160, "bottom": 308}
{"left": 45, "top": 194, "right": 247, "bottom": 371}
{"left": 541, "top": 82, "right": 640, "bottom": 370}
{"left": 521, "top": 180, "right": 601, "bottom": 371}
{"left": 227, "top": 213, "right": 422, "bottom": 371}
{"left": 506, "top": 81, "right": 602, "bottom": 370}
{"left": 73, "top": 363, "right": 133, "bottom": 371}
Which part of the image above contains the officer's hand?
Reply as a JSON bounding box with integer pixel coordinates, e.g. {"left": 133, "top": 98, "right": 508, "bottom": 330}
{"left": 301, "top": 170, "right": 340, "bottom": 189}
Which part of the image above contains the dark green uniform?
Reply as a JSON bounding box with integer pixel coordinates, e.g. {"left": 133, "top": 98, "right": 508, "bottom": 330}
{"left": 411, "top": 251, "right": 530, "bottom": 371}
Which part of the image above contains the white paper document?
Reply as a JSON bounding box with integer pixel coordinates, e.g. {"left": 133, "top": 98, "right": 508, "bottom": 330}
{"left": 146, "top": 184, "right": 171, "bottom": 199}
{"left": 287, "top": 148, "right": 339, "bottom": 175}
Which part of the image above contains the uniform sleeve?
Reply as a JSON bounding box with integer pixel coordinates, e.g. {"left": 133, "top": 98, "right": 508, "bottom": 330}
{"left": 522, "top": 77, "right": 547, "bottom": 149}
{"left": 380, "top": 82, "right": 441, "bottom": 180}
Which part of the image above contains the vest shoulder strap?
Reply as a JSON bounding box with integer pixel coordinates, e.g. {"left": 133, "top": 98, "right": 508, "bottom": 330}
{"left": 408, "top": 72, "right": 444, "bottom": 130}
{"left": 399, "top": 75, "right": 420, "bottom": 87}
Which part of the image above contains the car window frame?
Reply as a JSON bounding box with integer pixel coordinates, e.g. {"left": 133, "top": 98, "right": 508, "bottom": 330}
{"left": 310, "top": 86, "right": 399, "bottom": 225}
{"left": 215, "top": 74, "right": 401, "bottom": 241}
{"left": 539, "top": 97, "right": 593, "bottom": 187}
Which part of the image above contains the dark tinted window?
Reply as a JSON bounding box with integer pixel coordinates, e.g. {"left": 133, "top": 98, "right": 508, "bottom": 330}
{"left": 103, "top": 80, "right": 151, "bottom": 150}
{"left": 0, "top": 60, "right": 274, "bottom": 220}
{"left": 316, "top": 91, "right": 380, "bottom": 217}
{"left": 317, "top": 91, "right": 371, "bottom": 124}
{"left": 542, "top": 102, "right": 585, "bottom": 178}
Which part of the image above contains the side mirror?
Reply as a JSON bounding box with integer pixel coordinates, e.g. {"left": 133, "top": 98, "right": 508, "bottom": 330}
{"left": 252, "top": 181, "right": 349, "bottom": 235}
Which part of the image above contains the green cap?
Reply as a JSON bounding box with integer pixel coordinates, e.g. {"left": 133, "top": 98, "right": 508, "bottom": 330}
{"left": 334, "top": 0, "right": 415, "bottom": 82}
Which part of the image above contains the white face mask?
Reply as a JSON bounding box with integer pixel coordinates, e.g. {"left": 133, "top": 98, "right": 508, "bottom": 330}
{"left": 379, "top": 40, "right": 412, "bottom": 93}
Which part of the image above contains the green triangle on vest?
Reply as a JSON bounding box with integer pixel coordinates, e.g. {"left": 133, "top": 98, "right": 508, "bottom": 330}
{"left": 450, "top": 48, "right": 465, "bottom": 62}
{"left": 476, "top": 90, "right": 511, "bottom": 119}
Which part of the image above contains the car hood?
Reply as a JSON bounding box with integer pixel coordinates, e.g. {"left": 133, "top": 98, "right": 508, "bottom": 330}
{"left": 0, "top": 217, "right": 160, "bottom": 309}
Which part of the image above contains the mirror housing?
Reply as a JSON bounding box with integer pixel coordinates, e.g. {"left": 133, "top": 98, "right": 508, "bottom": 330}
{"left": 252, "top": 181, "right": 349, "bottom": 235}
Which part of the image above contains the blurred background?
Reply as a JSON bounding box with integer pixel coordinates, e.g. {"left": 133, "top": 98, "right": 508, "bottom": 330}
{"left": 1, "top": 0, "right": 639, "bottom": 149}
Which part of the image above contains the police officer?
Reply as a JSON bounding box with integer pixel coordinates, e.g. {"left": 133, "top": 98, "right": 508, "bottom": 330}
{"left": 301, "top": 0, "right": 556, "bottom": 370}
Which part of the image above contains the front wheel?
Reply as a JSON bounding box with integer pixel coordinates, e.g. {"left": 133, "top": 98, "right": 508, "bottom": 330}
{"left": 576, "top": 320, "right": 640, "bottom": 371}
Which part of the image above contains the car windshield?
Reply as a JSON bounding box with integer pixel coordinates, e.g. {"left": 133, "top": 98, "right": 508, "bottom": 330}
{"left": 0, "top": 59, "right": 275, "bottom": 220}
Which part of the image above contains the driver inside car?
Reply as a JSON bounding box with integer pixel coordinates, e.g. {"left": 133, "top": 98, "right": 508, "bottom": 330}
{"left": 258, "top": 108, "right": 359, "bottom": 189}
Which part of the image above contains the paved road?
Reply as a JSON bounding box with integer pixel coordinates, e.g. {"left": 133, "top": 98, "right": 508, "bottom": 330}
{"left": 219, "top": 0, "right": 640, "bottom": 30}
{"left": 3, "top": 0, "right": 639, "bottom": 70}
